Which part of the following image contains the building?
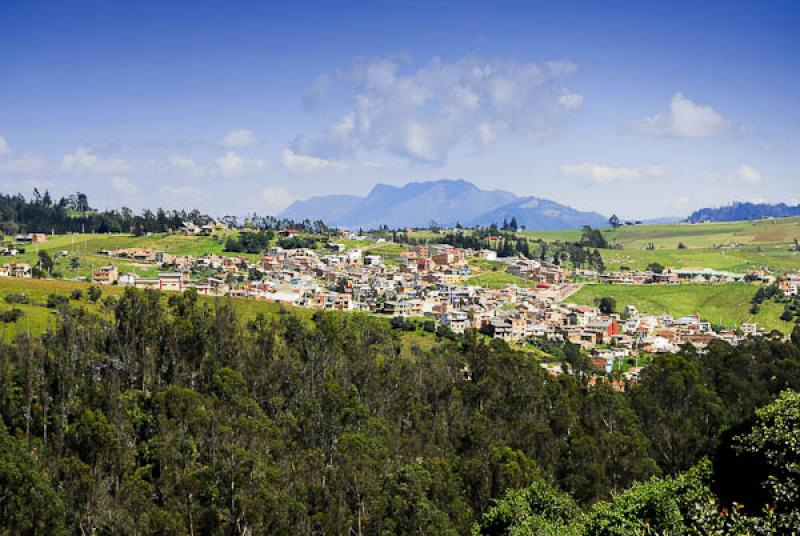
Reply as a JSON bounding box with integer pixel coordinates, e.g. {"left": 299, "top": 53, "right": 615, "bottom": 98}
{"left": 158, "top": 273, "right": 185, "bottom": 292}
{"left": 441, "top": 311, "right": 469, "bottom": 334}
{"left": 92, "top": 265, "right": 119, "bottom": 285}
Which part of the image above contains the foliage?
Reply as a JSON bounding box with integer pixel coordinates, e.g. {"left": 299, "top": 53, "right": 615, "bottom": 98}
{"left": 0, "top": 287, "right": 799, "bottom": 533}
{"left": 579, "top": 226, "right": 608, "bottom": 249}
{"left": 0, "top": 308, "right": 24, "bottom": 323}
{"left": 597, "top": 297, "right": 616, "bottom": 314}
{"left": 734, "top": 390, "right": 800, "bottom": 530}
{"left": 0, "top": 423, "right": 67, "bottom": 534}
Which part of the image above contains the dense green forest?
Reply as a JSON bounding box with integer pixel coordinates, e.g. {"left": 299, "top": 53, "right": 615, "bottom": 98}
{"left": 1, "top": 287, "right": 800, "bottom": 534}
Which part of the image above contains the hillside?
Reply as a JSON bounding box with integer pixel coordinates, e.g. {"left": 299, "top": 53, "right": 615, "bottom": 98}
{"left": 570, "top": 283, "right": 792, "bottom": 332}
{"left": 280, "top": 179, "right": 609, "bottom": 230}
{"left": 689, "top": 201, "right": 800, "bottom": 222}
{"left": 469, "top": 195, "right": 608, "bottom": 230}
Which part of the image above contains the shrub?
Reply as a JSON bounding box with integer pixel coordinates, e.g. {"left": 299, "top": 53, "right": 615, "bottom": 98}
{"left": 46, "top": 294, "right": 69, "bottom": 308}
{"left": 4, "top": 293, "right": 29, "bottom": 304}
{"left": 87, "top": 285, "right": 102, "bottom": 302}
{"left": 0, "top": 308, "right": 24, "bottom": 323}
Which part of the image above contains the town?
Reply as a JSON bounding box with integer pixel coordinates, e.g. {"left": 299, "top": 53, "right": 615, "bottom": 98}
{"left": 4, "top": 223, "right": 796, "bottom": 383}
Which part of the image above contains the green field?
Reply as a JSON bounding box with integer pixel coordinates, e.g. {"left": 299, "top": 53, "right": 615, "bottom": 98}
{"left": 2, "top": 232, "right": 250, "bottom": 280}
{"left": 464, "top": 271, "right": 537, "bottom": 289}
{"left": 522, "top": 217, "right": 800, "bottom": 246}
{"left": 519, "top": 218, "right": 800, "bottom": 274}
{"left": 569, "top": 283, "right": 792, "bottom": 332}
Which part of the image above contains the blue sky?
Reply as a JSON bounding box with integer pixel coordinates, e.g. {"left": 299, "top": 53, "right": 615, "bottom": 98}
{"left": 1, "top": 0, "right": 798, "bottom": 219}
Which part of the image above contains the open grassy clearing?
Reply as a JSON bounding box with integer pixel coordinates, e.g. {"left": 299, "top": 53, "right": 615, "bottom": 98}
{"left": 464, "top": 272, "right": 537, "bottom": 289}
{"left": 600, "top": 244, "right": 800, "bottom": 273}
{"left": 570, "top": 283, "right": 792, "bottom": 333}
{"left": 521, "top": 217, "right": 800, "bottom": 248}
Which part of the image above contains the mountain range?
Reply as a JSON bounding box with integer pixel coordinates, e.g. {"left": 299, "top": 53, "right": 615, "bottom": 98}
{"left": 279, "top": 179, "right": 609, "bottom": 230}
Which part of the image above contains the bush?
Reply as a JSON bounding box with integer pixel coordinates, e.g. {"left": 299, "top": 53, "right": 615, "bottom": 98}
{"left": 4, "top": 293, "right": 29, "bottom": 304}
{"left": 0, "top": 308, "right": 24, "bottom": 323}
{"left": 70, "top": 289, "right": 83, "bottom": 300}
{"left": 87, "top": 285, "right": 102, "bottom": 302}
{"left": 46, "top": 294, "right": 69, "bottom": 308}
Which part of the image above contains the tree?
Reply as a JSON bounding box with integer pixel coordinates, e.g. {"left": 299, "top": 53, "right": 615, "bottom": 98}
{"left": 87, "top": 285, "right": 102, "bottom": 302}
{"left": 474, "top": 478, "right": 580, "bottom": 536}
{"left": 792, "top": 323, "right": 800, "bottom": 346}
{"left": 598, "top": 297, "right": 616, "bottom": 314}
{"left": 734, "top": 390, "right": 800, "bottom": 530}
{"left": 609, "top": 214, "right": 620, "bottom": 228}
{"left": 37, "top": 250, "right": 54, "bottom": 275}
{"left": 647, "top": 262, "right": 665, "bottom": 274}
{"left": 628, "top": 354, "right": 724, "bottom": 474}
{"left": 0, "top": 423, "right": 68, "bottom": 534}
{"left": 580, "top": 226, "right": 608, "bottom": 249}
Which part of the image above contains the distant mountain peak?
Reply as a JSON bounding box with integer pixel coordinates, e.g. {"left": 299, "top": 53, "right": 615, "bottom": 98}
{"left": 279, "top": 179, "right": 607, "bottom": 230}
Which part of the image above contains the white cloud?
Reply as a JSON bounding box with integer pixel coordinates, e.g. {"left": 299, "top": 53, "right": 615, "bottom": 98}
{"left": 220, "top": 128, "right": 257, "bottom": 148}
{"left": 0, "top": 136, "right": 9, "bottom": 155}
{"left": 736, "top": 164, "right": 762, "bottom": 185}
{"left": 290, "top": 55, "right": 582, "bottom": 164}
{"left": 169, "top": 154, "right": 206, "bottom": 177}
{"left": 260, "top": 186, "right": 294, "bottom": 213}
{"left": 705, "top": 164, "right": 764, "bottom": 185}
{"left": 109, "top": 176, "right": 138, "bottom": 195}
{"left": 673, "top": 196, "right": 691, "bottom": 210}
{"left": 0, "top": 152, "right": 46, "bottom": 174}
{"left": 281, "top": 148, "right": 342, "bottom": 174}
{"left": 561, "top": 163, "right": 665, "bottom": 184}
{"left": 62, "top": 147, "right": 128, "bottom": 174}
{"left": 159, "top": 185, "right": 204, "bottom": 203}
{"left": 557, "top": 92, "right": 584, "bottom": 111}
{"left": 632, "top": 93, "right": 734, "bottom": 138}
{"left": 215, "top": 151, "right": 265, "bottom": 178}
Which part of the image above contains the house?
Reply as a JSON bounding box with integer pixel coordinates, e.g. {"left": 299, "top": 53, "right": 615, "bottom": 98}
{"left": 779, "top": 274, "right": 800, "bottom": 297}
{"left": 92, "top": 265, "right": 119, "bottom": 285}
{"left": 740, "top": 323, "right": 758, "bottom": 337}
{"left": 8, "top": 263, "right": 32, "bottom": 278}
{"left": 158, "top": 272, "right": 185, "bottom": 292}
{"left": 441, "top": 311, "right": 469, "bottom": 334}
{"left": 14, "top": 233, "right": 47, "bottom": 244}
{"left": 180, "top": 221, "right": 201, "bottom": 235}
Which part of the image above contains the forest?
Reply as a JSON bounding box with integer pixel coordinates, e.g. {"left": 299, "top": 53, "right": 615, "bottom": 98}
{"left": 1, "top": 287, "right": 800, "bottom": 534}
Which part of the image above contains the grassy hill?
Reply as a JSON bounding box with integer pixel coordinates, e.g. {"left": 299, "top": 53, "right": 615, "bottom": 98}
{"left": 569, "top": 283, "right": 792, "bottom": 333}
{"left": 522, "top": 217, "right": 800, "bottom": 273}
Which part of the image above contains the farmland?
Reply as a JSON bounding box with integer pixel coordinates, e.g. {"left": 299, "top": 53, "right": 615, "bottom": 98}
{"left": 523, "top": 217, "right": 800, "bottom": 273}
{"left": 569, "top": 283, "right": 793, "bottom": 333}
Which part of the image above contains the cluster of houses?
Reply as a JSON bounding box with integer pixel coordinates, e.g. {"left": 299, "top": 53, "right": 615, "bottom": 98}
{"left": 575, "top": 266, "right": 772, "bottom": 285}
{"left": 84, "top": 241, "right": 789, "bottom": 379}
{"left": 0, "top": 224, "right": 791, "bottom": 383}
